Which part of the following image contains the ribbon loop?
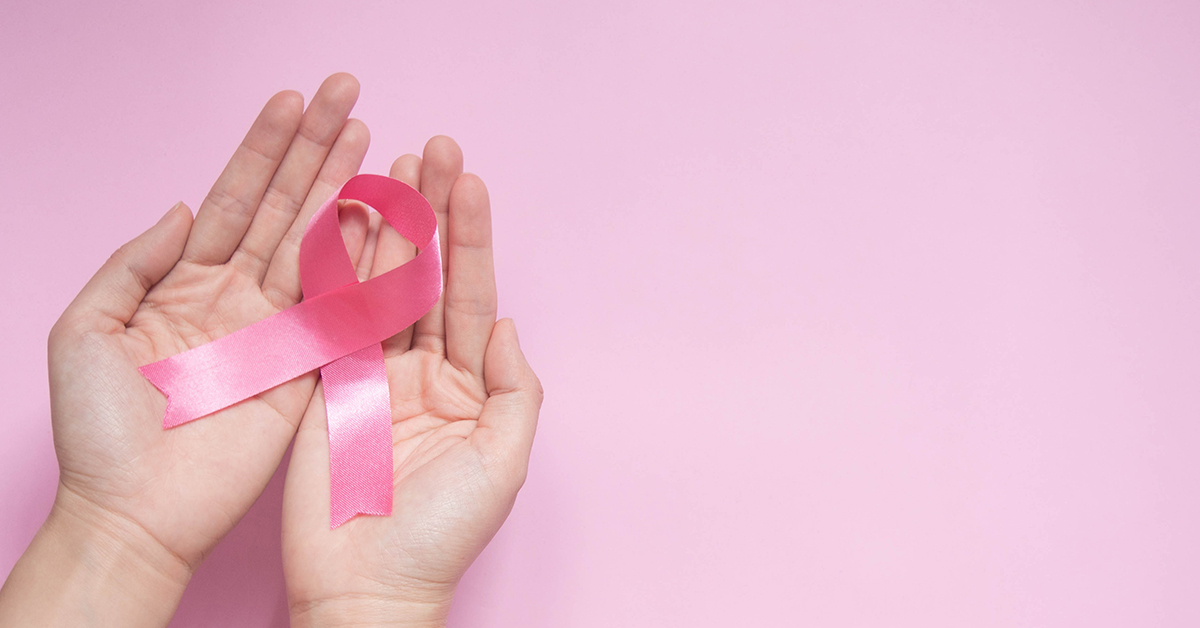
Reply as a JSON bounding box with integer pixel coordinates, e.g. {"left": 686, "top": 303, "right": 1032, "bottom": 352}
{"left": 139, "top": 174, "right": 441, "bottom": 528}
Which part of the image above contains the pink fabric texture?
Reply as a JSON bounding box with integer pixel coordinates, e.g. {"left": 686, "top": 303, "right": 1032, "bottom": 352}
{"left": 139, "top": 174, "right": 441, "bottom": 527}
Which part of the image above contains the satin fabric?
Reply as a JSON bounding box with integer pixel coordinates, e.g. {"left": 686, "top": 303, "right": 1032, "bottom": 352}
{"left": 139, "top": 174, "right": 442, "bottom": 527}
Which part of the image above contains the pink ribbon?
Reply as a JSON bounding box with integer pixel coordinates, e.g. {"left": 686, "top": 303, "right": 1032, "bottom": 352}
{"left": 139, "top": 174, "right": 441, "bottom": 527}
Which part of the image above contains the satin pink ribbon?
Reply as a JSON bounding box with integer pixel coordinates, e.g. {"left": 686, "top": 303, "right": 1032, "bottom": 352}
{"left": 139, "top": 174, "right": 441, "bottom": 528}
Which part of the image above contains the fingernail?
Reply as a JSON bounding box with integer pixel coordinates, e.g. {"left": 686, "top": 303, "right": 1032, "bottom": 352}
{"left": 159, "top": 201, "right": 183, "bottom": 221}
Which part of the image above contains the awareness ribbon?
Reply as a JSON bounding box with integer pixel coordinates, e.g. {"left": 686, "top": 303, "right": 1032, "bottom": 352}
{"left": 138, "top": 174, "right": 441, "bottom": 528}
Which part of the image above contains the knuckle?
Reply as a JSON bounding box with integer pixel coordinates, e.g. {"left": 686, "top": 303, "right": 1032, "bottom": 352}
{"left": 206, "top": 188, "right": 254, "bottom": 219}
{"left": 107, "top": 243, "right": 131, "bottom": 268}
{"left": 47, "top": 313, "right": 97, "bottom": 358}
{"left": 47, "top": 316, "right": 73, "bottom": 351}
{"left": 532, "top": 377, "right": 545, "bottom": 405}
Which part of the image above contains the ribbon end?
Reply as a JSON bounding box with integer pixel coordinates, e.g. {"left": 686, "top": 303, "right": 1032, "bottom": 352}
{"left": 161, "top": 398, "right": 189, "bottom": 429}
{"left": 140, "top": 363, "right": 198, "bottom": 429}
{"left": 330, "top": 500, "right": 392, "bottom": 529}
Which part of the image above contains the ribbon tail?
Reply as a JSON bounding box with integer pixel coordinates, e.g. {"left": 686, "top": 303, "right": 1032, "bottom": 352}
{"left": 322, "top": 343, "right": 394, "bottom": 528}
{"left": 139, "top": 361, "right": 230, "bottom": 429}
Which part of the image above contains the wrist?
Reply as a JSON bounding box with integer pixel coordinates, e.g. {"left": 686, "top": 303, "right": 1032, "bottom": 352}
{"left": 289, "top": 593, "right": 454, "bottom": 628}
{"left": 0, "top": 483, "right": 192, "bottom": 627}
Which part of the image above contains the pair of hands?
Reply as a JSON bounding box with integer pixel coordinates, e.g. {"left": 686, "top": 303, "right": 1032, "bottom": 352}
{"left": 0, "top": 73, "right": 542, "bottom": 628}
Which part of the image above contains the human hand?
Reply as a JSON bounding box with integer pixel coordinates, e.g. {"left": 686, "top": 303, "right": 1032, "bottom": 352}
{"left": 282, "top": 137, "right": 543, "bottom": 628}
{"left": 0, "top": 73, "right": 371, "bottom": 627}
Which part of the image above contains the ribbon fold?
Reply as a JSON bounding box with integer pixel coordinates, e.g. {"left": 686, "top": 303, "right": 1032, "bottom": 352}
{"left": 139, "top": 174, "right": 441, "bottom": 528}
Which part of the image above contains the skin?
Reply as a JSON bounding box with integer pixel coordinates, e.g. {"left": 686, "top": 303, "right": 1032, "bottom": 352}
{"left": 284, "top": 140, "right": 543, "bottom": 628}
{"left": 0, "top": 73, "right": 541, "bottom": 628}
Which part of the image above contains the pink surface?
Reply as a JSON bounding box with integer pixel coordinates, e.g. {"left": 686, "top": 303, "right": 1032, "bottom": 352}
{"left": 2, "top": 0, "right": 1199, "bottom": 626}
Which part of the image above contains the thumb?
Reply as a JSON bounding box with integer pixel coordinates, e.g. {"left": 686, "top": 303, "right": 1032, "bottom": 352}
{"left": 60, "top": 202, "right": 192, "bottom": 333}
{"left": 475, "top": 318, "right": 544, "bottom": 475}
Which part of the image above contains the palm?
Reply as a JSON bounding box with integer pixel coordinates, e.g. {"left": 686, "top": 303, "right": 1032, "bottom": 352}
{"left": 52, "top": 261, "right": 313, "bottom": 562}
{"left": 282, "top": 138, "right": 542, "bottom": 616}
{"left": 48, "top": 74, "right": 369, "bottom": 567}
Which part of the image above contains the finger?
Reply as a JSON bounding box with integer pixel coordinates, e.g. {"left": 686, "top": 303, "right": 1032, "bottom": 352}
{"left": 61, "top": 203, "right": 193, "bottom": 333}
{"left": 375, "top": 154, "right": 422, "bottom": 356}
{"left": 444, "top": 174, "right": 497, "bottom": 378}
{"left": 355, "top": 210, "right": 384, "bottom": 283}
{"left": 182, "top": 90, "right": 302, "bottom": 265}
{"left": 339, "top": 200, "right": 371, "bottom": 275}
{"left": 410, "top": 136, "right": 462, "bottom": 355}
{"left": 389, "top": 153, "right": 422, "bottom": 190}
{"left": 473, "top": 319, "right": 543, "bottom": 482}
{"left": 230, "top": 73, "right": 361, "bottom": 281}
{"left": 283, "top": 384, "right": 334, "bottom": 541}
{"left": 260, "top": 118, "right": 371, "bottom": 308}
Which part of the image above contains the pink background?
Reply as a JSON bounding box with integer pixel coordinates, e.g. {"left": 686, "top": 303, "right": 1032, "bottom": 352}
{"left": 2, "top": 0, "right": 1199, "bottom": 625}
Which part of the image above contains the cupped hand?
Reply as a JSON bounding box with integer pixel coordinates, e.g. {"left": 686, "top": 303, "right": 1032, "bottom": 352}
{"left": 47, "top": 73, "right": 371, "bottom": 578}
{"left": 282, "top": 137, "right": 543, "bottom": 628}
